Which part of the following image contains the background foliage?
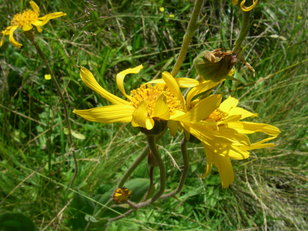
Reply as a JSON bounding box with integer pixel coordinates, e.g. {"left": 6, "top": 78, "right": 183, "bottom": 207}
{"left": 0, "top": 0, "right": 307, "bottom": 230}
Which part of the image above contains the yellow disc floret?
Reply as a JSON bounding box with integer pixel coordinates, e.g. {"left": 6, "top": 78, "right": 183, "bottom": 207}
{"left": 208, "top": 109, "right": 227, "bottom": 122}
{"left": 11, "top": 10, "right": 39, "bottom": 28}
{"left": 130, "top": 84, "right": 182, "bottom": 116}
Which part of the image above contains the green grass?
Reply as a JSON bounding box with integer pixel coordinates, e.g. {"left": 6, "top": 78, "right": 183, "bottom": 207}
{"left": 0, "top": 0, "right": 307, "bottom": 230}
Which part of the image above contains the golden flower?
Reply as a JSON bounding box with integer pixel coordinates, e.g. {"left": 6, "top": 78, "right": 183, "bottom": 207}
{"left": 73, "top": 65, "right": 198, "bottom": 130}
{"left": 174, "top": 94, "right": 280, "bottom": 188}
{"left": 112, "top": 187, "right": 132, "bottom": 203}
{"left": 232, "top": 0, "right": 259, "bottom": 12}
{"left": 0, "top": 1, "right": 66, "bottom": 48}
{"left": 152, "top": 76, "right": 280, "bottom": 188}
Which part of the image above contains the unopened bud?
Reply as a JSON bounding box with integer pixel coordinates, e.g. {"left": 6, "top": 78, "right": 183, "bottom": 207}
{"left": 193, "top": 49, "right": 237, "bottom": 82}
{"left": 112, "top": 187, "right": 132, "bottom": 203}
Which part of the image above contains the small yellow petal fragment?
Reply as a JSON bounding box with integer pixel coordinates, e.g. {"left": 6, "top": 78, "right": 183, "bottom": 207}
{"left": 169, "top": 14, "right": 175, "bottom": 18}
{"left": 44, "top": 74, "right": 51, "bottom": 80}
{"left": 159, "top": 7, "right": 165, "bottom": 12}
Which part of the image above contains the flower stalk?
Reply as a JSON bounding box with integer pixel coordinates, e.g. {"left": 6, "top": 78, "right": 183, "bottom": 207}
{"left": 26, "top": 33, "right": 77, "bottom": 185}
{"left": 233, "top": 11, "right": 251, "bottom": 53}
{"left": 171, "top": 0, "right": 205, "bottom": 77}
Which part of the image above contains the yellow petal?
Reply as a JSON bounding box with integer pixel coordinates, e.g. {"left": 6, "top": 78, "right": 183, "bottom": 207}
{"left": 162, "top": 71, "right": 185, "bottom": 110}
{"left": 227, "top": 145, "right": 250, "bottom": 160}
{"left": 131, "top": 102, "right": 154, "bottom": 130}
{"left": 30, "top": 1, "right": 40, "bottom": 14}
{"left": 152, "top": 94, "right": 170, "bottom": 120}
{"left": 22, "top": 24, "right": 33, "bottom": 31}
{"left": 219, "top": 96, "right": 238, "bottom": 112}
{"left": 35, "top": 26, "right": 43, "bottom": 33}
{"left": 228, "top": 121, "right": 280, "bottom": 136}
{"left": 34, "top": 12, "right": 67, "bottom": 27}
{"left": 174, "top": 95, "right": 222, "bottom": 123}
{"left": 204, "top": 145, "right": 235, "bottom": 188}
{"left": 73, "top": 104, "right": 134, "bottom": 123}
{"left": 116, "top": 65, "right": 143, "bottom": 99}
{"left": 176, "top": 78, "right": 200, "bottom": 88}
{"left": 240, "top": 0, "right": 258, "bottom": 12}
{"left": 80, "top": 67, "right": 129, "bottom": 105}
{"left": 186, "top": 79, "right": 223, "bottom": 106}
{"left": 228, "top": 107, "right": 257, "bottom": 119}
{"left": 8, "top": 26, "right": 22, "bottom": 48}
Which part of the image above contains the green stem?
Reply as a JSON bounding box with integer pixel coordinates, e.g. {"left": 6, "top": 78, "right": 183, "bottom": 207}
{"left": 145, "top": 135, "right": 166, "bottom": 202}
{"left": 171, "top": 0, "right": 204, "bottom": 77}
{"left": 233, "top": 11, "right": 251, "bottom": 53}
{"left": 27, "top": 34, "right": 77, "bottom": 185}
{"left": 161, "top": 137, "right": 189, "bottom": 199}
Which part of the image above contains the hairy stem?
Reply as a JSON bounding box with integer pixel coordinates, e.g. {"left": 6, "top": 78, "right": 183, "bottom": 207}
{"left": 171, "top": 0, "right": 204, "bottom": 77}
{"left": 233, "top": 11, "right": 251, "bottom": 53}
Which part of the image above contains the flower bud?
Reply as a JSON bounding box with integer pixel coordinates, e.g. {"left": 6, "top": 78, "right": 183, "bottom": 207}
{"left": 193, "top": 49, "right": 237, "bottom": 82}
{"left": 112, "top": 187, "right": 132, "bottom": 203}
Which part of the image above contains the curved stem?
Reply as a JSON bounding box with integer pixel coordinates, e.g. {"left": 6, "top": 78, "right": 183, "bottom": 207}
{"left": 27, "top": 34, "right": 77, "bottom": 186}
{"left": 233, "top": 11, "right": 251, "bottom": 53}
{"left": 171, "top": 0, "right": 204, "bottom": 77}
{"left": 146, "top": 135, "right": 166, "bottom": 203}
{"left": 161, "top": 137, "right": 189, "bottom": 199}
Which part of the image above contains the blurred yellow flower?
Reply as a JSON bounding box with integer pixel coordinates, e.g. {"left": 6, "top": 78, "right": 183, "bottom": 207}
{"left": 232, "top": 0, "right": 259, "bottom": 12}
{"left": 73, "top": 65, "right": 196, "bottom": 130}
{"left": 169, "top": 14, "right": 175, "bottom": 18}
{"left": 159, "top": 7, "right": 165, "bottom": 12}
{"left": 44, "top": 74, "right": 51, "bottom": 80}
{"left": 0, "top": 1, "right": 66, "bottom": 48}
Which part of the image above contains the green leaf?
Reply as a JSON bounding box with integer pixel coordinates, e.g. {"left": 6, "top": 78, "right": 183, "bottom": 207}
{"left": 0, "top": 213, "right": 36, "bottom": 231}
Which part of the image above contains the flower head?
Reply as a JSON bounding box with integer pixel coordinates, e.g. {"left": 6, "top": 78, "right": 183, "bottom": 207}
{"left": 73, "top": 65, "right": 195, "bottom": 130}
{"left": 0, "top": 1, "right": 66, "bottom": 48}
{"left": 166, "top": 80, "right": 280, "bottom": 188}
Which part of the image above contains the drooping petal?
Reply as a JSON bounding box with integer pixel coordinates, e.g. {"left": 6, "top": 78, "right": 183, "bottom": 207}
{"left": 227, "top": 145, "right": 250, "bottom": 160}
{"left": 131, "top": 102, "right": 154, "bottom": 130}
{"left": 152, "top": 94, "right": 170, "bottom": 120}
{"left": 22, "top": 24, "right": 33, "bottom": 31}
{"left": 203, "top": 145, "right": 235, "bottom": 188}
{"left": 116, "top": 65, "right": 143, "bottom": 99}
{"left": 35, "top": 26, "right": 43, "bottom": 33}
{"left": 34, "top": 12, "right": 67, "bottom": 27}
{"left": 186, "top": 79, "right": 223, "bottom": 106}
{"left": 173, "top": 95, "right": 222, "bottom": 123}
{"left": 162, "top": 71, "right": 185, "bottom": 110}
{"left": 80, "top": 67, "right": 129, "bottom": 105}
{"left": 30, "top": 1, "right": 40, "bottom": 14}
{"left": 8, "top": 26, "right": 22, "bottom": 48}
{"left": 73, "top": 104, "right": 134, "bottom": 123}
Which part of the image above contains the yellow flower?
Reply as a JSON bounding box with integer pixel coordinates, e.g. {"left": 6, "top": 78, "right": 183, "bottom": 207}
{"left": 152, "top": 77, "right": 280, "bottom": 188}
{"left": 73, "top": 65, "right": 197, "bottom": 130}
{"left": 0, "top": 1, "right": 66, "bottom": 48}
{"left": 232, "top": 0, "right": 259, "bottom": 12}
{"left": 173, "top": 93, "right": 280, "bottom": 188}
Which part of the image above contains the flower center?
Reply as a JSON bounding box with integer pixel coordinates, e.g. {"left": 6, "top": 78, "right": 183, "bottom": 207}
{"left": 11, "top": 10, "right": 39, "bottom": 27}
{"left": 208, "top": 109, "right": 227, "bottom": 121}
{"left": 130, "top": 84, "right": 182, "bottom": 115}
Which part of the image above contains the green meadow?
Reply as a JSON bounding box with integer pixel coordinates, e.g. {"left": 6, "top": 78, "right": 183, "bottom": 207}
{"left": 0, "top": 0, "right": 307, "bottom": 230}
